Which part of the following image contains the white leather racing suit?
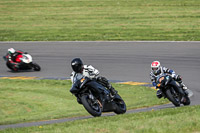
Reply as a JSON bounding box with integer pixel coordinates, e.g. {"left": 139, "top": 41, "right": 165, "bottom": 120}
{"left": 70, "top": 65, "right": 100, "bottom": 85}
{"left": 70, "top": 64, "right": 117, "bottom": 97}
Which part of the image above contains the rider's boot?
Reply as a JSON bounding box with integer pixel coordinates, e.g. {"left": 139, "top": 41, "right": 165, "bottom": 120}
{"left": 108, "top": 85, "right": 117, "bottom": 98}
{"left": 13, "top": 65, "right": 19, "bottom": 72}
{"left": 181, "top": 83, "right": 188, "bottom": 90}
{"left": 178, "top": 80, "right": 188, "bottom": 90}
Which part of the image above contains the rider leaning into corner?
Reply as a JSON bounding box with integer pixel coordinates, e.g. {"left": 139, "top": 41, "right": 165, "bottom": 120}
{"left": 3, "top": 48, "right": 26, "bottom": 71}
{"left": 150, "top": 61, "right": 188, "bottom": 101}
{"left": 70, "top": 58, "right": 117, "bottom": 103}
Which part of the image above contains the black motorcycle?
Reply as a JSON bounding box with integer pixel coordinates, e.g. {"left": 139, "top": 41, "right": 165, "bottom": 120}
{"left": 156, "top": 74, "right": 190, "bottom": 107}
{"left": 71, "top": 77, "right": 126, "bottom": 117}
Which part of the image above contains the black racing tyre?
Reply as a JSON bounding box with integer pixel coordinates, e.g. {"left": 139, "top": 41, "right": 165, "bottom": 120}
{"left": 6, "top": 62, "right": 13, "bottom": 70}
{"left": 166, "top": 89, "right": 180, "bottom": 107}
{"left": 32, "top": 63, "right": 41, "bottom": 71}
{"left": 81, "top": 94, "right": 102, "bottom": 117}
{"left": 114, "top": 94, "right": 126, "bottom": 114}
{"left": 183, "top": 96, "right": 190, "bottom": 106}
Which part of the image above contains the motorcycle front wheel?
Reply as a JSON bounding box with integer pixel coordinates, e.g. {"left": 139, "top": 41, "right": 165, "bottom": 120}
{"left": 81, "top": 94, "right": 102, "bottom": 117}
{"left": 166, "top": 89, "right": 180, "bottom": 107}
{"left": 32, "top": 63, "right": 41, "bottom": 71}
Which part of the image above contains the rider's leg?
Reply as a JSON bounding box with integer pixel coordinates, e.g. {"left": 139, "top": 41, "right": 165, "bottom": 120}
{"left": 96, "top": 76, "right": 117, "bottom": 97}
{"left": 178, "top": 80, "right": 188, "bottom": 90}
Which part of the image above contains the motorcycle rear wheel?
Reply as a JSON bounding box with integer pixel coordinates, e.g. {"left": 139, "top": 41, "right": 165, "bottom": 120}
{"left": 113, "top": 94, "right": 126, "bottom": 114}
{"left": 183, "top": 96, "right": 190, "bottom": 106}
{"left": 81, "top": 94, "right": 102, "bottom": 117}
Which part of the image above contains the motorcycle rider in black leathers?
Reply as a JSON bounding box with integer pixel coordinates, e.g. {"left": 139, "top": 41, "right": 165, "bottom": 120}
{"left": 70, "top": 58, "right": 117, "bottom": 103}
{"left": 150, "top": 61, "right": 188, "bottom": 99}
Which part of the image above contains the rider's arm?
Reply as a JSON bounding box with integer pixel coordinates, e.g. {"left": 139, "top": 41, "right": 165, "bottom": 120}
{"left": 163, "top": 67, "right": 176, "bottom": 78}
{"left": 7, "top": 54, "right": 14, "bottom": 63}
{"left": 83, "top": 65, "right": 100, "bottom": 78}
{"left": 70, "top": 71, "right": 77, "bottom": 84}
{"left": 150, "top": 72, "right": 157, "bottom": 87}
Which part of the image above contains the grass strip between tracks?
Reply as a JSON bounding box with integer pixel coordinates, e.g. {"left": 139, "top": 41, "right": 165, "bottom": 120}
{"left": 0, "top": 0, "right": 200, "bottom": 41}
{"left": 2, "top": 105, "right": 200, "bottom": 133}
{"left": 0, "top": 79, "right": 168, "bottom": 125}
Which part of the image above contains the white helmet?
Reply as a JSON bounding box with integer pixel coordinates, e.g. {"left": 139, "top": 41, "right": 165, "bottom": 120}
{"left": 8, "top": 48, "right": 15, "bottom": 55}
{"left": 151, "top": 61, "right": 161, "bottom": 75}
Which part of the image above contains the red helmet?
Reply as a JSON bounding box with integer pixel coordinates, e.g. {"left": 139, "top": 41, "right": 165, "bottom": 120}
{"left": 151, "top": 61, "right": 161, "bottom": 75}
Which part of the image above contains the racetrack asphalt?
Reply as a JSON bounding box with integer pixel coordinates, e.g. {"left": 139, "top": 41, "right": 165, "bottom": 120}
{"left": 0, "top": 41, "right": 200, "bottom": 129}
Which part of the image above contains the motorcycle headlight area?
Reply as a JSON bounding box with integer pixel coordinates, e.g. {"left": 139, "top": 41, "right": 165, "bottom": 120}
{"left": 159, "top": 77, "right": 165, "bottom": 83}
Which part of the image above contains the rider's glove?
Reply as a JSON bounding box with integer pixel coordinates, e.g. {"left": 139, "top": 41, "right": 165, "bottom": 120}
{"left": 171, "top": 73, "right": 176, "bottom": 79}
{"left": 152, "top": 82, "right": 157, "bottom": 87}
{"left": 3, "top": 56, "right": 7, "bottom": 61}
{"left": 175, "top": 75, "right": 182, "bottom": 81}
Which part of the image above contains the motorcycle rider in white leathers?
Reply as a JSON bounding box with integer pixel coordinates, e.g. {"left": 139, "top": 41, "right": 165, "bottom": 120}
{"left": 150, "top": 61, "right": 188, "bottom": 99}
{"left": 70, "top": 58, "right": 117, "bottom": 103}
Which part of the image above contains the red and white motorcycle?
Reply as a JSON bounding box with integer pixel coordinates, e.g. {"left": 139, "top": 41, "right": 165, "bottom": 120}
{"left": 3, "top": 53, "right": 41, "bottom": 72}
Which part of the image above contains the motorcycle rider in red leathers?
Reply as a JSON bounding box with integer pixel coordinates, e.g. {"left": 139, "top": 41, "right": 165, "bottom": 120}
{"left": 70, "top": 58, "right": 117, "bottom": 103}
{"left": 150, "top": 61, "right": 188, "bottom": 99}
{"left": 4, "top": 48, "right": 25, "bottom": 71}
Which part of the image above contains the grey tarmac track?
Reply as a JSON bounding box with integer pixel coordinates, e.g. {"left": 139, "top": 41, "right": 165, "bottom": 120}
{"left": 0, "top": 41, "right": 200, "bottom": 129}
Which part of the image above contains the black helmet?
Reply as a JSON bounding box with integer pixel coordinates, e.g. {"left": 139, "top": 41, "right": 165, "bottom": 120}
{"left": 71, "top": 58, "right": 83, "bottom": 73}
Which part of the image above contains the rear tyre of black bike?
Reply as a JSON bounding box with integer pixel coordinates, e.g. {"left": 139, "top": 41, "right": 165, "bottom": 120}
{"left": 113, "top": 94, "right": 126, "bottom": 114}
{"left": 183, "top": 96, "right": 190, "bottom": 106}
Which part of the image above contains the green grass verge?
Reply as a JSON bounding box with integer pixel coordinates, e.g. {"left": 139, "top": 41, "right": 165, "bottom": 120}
{"left": 2, "top": 105, "right": 200, "bottom": 133}
{"left": 0, "top": 79, "right": 168, "bottom": 125}
{"left": 0, "top": 0, "right": 199, "bottom": 41}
